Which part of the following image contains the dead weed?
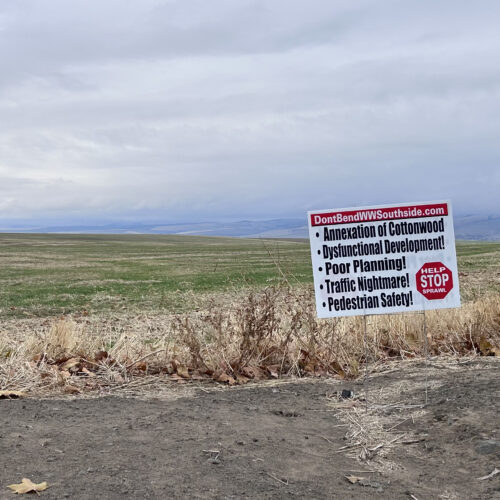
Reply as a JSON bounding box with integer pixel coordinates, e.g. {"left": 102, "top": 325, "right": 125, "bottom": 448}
{"left": 0, "top": 288, "right": 499, "bottom": 396}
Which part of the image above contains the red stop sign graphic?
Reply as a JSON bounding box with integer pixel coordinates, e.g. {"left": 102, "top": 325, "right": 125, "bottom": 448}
{"left": 416, "top": 262, "right": 453, "bottom": 300}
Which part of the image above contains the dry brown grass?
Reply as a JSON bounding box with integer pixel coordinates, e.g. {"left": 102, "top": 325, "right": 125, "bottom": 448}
{"left": 1, "top": 287, "right": 499, "bottom": 396}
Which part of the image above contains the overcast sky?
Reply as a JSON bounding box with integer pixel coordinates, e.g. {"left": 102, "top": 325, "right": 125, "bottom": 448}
{"left": 0, "top": 0, "right": 499, "bottom": 225}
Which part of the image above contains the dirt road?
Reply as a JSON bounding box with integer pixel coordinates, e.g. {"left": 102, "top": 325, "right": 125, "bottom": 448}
{"left": 1, "top": 358, "right": 498, "bottom": 499}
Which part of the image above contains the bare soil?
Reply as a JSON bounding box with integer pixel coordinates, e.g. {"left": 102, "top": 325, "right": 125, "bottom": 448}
{"left": 1, "top": 358, "right": 499, "bottom": 499}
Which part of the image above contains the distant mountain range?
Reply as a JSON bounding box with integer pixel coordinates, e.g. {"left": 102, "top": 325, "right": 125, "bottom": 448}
{"left": 449, "top": 215, "right": 500, "bottom": 241}
{"left": 1, "top": 215, "right": 500, "bottom": 241}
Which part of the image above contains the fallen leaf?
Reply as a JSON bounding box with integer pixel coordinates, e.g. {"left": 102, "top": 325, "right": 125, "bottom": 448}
{"left": 53, "top": 355, "right": 71, "bottom": 365}
{"left": 215, "top": 372, "right": 236, "bottom": 385}
{"left": 0, "top": 390, "right": 26, "bottom": 399}
{"left": 94, "top": 350, "right": 109, "bottom": 362}
{"left": 345, "top": 475, "right": 382, "bottom": 489}
{"left": 330, "top": 362, "right": 346, "bottom": 379}
{"left": 175, "top": 365, "right": 190, "bottom": 379}
{"left": 63, "top": 385, "right": 80, "bottom": 394}
{"left": 110, "top": 372, "right": 124, "bottom": 383}
{"left": 478, "top": 338, "right": 493, "bottom": 355}
{"left": 32, "top": 353, "right": 44, "bottom": 363}
{"left": 60, "top": 358, "right": 80, "bottom": 371}
{"left": 266, "top": 365, "right": 281, "bottom": 378}
{"left": 302, "top": 361, "right": 317, "bottom": 374}
{"left": 7, "top": 478, "right": 48, "bottom": 494}
{"left": 80, "top": 367, "right": 96, "bottom": 377}
{"left": 235, "top": 374, "right": 250, "bottom": 384}
{"left": 345, "top": 475, "right": 365, "bottom": 484}
{"left": 478, "top": 337, "right": 500, "bottom": 356}
{"left": 241, "top": 366, "right": 265, "bottom": 380}
{"left": 79, "top": 359, "right": 96, "bottom": 371}
{"left": 199, "top": 365, "right": 214, "bottom": 377}
{"left": 191, "top": 371, "right": 210, "bottom": 381}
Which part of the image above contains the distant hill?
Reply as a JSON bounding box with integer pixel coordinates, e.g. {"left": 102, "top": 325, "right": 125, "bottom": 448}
{"left": 1, "top": 215, "right": 499, "bottom": 241}
{"left": 451, "top": 215, "right": 500, "bottom": 241}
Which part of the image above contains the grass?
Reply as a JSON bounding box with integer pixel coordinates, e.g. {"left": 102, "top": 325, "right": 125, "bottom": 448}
{"left": 0, "top": 233, "right": 311, "bottom": 318}
{"left": 0, "top": 234, "right": 499, "bottom": 396}
{"left": 1, "top": 234, "right": 499, "bottom": 319}
{"left": 1, "top": 288, "right": 499, "bottom": 396}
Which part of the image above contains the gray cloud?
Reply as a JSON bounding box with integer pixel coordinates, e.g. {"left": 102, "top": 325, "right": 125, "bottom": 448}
{"left": 0, "top": 0, "right": 499, "bottom": 223}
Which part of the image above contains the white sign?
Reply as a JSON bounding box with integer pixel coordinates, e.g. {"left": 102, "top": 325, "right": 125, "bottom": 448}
{"left": 308, "top": 200, "right": 461, "bottom": 318}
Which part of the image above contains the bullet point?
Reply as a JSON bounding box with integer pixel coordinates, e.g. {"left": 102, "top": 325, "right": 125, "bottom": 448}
{"left": 315, "top": 232, "right": 319, "bottom": 237}
{"left": 322, "top": 302, "right": 326, "bottom": 307}
{"left": 317, "top": 249, "right": 321, "bottom": 255}
{"left": 318, "top": 267, "right": 323, "bottom": 272}
{"left": 320, "top": 284, "right": 323, "bottom": 290}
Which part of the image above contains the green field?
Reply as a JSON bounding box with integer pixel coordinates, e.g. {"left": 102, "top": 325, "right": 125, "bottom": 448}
{"left": 1, "top": 234, "right": 499, "bottom": 319}
{"left": 0, "top": 234, "right": 311, "bottom": 318}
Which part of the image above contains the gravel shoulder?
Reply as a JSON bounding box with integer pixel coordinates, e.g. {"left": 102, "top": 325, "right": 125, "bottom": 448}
{"left": 1, "top": 358, "right": 499, "bottom": 499}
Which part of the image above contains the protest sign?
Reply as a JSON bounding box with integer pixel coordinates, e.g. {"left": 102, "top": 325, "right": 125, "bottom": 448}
{"left": 308, "top": 201, "right": 460, "bottom": 318}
